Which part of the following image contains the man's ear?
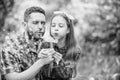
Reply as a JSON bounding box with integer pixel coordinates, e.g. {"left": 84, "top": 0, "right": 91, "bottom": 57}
{"left": 22, "top": 21, "right": 27, "bottom": 28}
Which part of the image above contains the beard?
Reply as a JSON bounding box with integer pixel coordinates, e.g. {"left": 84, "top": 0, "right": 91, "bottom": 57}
{"left": 33, "top": 32, "right": 44, "bottom": 41}
{"left": 27, "top": 30, "right": 44, "bottom": 41}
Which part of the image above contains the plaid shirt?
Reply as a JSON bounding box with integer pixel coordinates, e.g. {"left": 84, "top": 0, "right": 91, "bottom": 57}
{"left": 0, "top": 32, "right": 43, "bottom": 80}
{"left": 39, "top": 42, "right": 75, "bottom": 80}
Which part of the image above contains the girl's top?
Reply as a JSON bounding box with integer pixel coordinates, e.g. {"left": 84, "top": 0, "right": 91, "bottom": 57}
{"left": 38, "top": 42, "right": 74, "bottom": 80}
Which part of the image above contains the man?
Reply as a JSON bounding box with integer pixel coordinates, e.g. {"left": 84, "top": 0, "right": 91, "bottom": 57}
{"left": 0, "top": 6, "right": 54, "bottom": 80}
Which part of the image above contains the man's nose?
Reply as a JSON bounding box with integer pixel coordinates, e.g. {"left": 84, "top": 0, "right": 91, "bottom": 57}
{"left": 38, "top": 23, "right": 43, "bottom": 30}
{"left": 39, "top": 28, "right": 43, "bottom": 31}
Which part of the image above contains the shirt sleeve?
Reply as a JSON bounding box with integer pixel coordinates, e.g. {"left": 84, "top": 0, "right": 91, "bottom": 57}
{"left": 0, "top": 48, "right": 19, "bottom": 75}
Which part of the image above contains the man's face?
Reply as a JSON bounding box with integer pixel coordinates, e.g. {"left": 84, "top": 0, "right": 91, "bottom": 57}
{"left": 26, "top": 12, "right": 46, "bottom": 39}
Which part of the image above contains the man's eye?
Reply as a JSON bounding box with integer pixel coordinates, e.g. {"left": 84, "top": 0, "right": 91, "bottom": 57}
{"left": 41, "top": 21, "right": 45, "bottom": 25}
{"left": 51, "top": 23, "right": 56, "bottom": 27}
{"left": 59, "top": 23, "right": 64, "bottom": 28}
{"left": 32, "top": 21, "right": 39, "bottom": 24}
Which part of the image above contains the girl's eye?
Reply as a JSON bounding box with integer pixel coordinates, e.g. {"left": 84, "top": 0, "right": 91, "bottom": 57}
{"left": 59, "top": 23, "right": 64, "bottom": 28}
{"left": 51, "top": 23, "right": 56, "bottom": 27}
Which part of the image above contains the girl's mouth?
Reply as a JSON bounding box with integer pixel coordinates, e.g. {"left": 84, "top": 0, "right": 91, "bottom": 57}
{"left": 53, "top": 33, "right": 59, "bottom": 37}
{"left": 54, "top": 33, "right": 59, "bottom": 36}
{"left": 53, "top": 33, "right": 59, "bottom": 40}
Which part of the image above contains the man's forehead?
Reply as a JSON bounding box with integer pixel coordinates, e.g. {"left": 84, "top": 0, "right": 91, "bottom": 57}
{"left": 29, "top": 12, "right": 46, "bottom": 21}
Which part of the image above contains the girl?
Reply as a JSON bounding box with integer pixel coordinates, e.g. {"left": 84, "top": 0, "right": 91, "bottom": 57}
{"left": 38, "top": 11, "right": 81, "bottom": 80}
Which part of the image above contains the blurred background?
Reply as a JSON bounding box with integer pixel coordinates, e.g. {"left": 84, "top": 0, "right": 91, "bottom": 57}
{"left": 0, "top": 0, "right": 120, "bottom": 80}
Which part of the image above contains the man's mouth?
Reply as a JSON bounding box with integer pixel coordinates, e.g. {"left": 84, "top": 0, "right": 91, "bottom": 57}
{"left": 34, "top": 31, "right": 44, "bottom": 38}
{"left": 28, "top": 30, "right": 44, "bottom": 40}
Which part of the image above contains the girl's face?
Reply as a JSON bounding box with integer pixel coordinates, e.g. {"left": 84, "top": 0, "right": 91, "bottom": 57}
{"left": 51, "top": 16, "right": 69, "bottom": 40}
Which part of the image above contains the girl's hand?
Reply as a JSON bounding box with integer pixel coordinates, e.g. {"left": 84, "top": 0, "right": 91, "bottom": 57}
{"left": 53, "top": 52, "right": 62, "bottom": 65}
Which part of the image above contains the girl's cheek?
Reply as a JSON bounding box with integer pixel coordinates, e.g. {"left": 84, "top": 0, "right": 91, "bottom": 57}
{"left": 50, "top": 32, "right": 54, "bottom": 36}
{"left": 51, "top": 29, "right": 54, "bottom": 33}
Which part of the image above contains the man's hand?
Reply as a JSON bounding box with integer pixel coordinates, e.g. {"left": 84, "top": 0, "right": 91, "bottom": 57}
{"left": 37, "top": 54, "right": 54, "bottom": 66}
{"left": 38, "top": 48, "right": 55, "bottom": 58}
{"left": 38, "top": 48, "right": 56, "bottom": 65}
{"left": 38, "top": 48, "right": 63, "bottom": 65}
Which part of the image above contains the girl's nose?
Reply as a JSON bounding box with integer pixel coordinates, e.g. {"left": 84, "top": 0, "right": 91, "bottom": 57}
{"left": 55, "top": 28, "right": 58, "bottom": 31}
{"left": 54, "top": 26, "right": 59, "bottom": 31}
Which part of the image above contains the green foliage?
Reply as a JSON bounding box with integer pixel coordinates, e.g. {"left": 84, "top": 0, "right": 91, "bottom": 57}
{"left": 0, "top": 0, "right": 14, "bottom": 30}
{"left": 66, "top": 0, "right": 120, "bottom": 56}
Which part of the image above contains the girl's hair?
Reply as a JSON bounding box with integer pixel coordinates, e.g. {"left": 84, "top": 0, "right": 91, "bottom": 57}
{"left": 50, "top": 11, "right": 76, "bottom": 49}
{"left": 50, "top": 11, "right": 81, "bottom": 62}
{"left": 50, "top": 11, "right": 81, "bottom": 78}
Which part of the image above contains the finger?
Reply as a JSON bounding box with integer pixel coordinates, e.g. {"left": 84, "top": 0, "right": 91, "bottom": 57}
{"left": 55, "top": 52, "right": 62, "bottom": 57}
{"left": 47, "top": 55, "right": 54, "bottom": 61}
{"left": 38, "top": 50, "right": 49, "bottom": 58}
{"left": 43, "top": 49, "right": 55, "bottom": 55}
{"left": 54, "top": 53, "right": 62, "bottom": 58}
{"left": 49, "top": 50, "right": 56, "bottom": 55}
{"left": 39, "top": 50, "right": 55, "bottom": 58}
{"left": 39, "top": 49, "right": 47, "bottom": 55}
{"left": 38, "top": 54, "right": 48, "bottom": 58}
{"left": 53, "top": 55, "right": 62, "bottom": 62}
{"left": 54, "top": 53, "right": 62, "bottom": 59}
{"left": 39, "top": 49, "right": 51, "bottom": 55}
{"left": 48, "top": 49, "right": 55, "bottom": 53}
{"left": 39, "top": 49, "right": 55, "bottom": 57}
{"left": 40, "top": 56, "right": 54, "bottom": 65}
{"left": 41, "top": 49, "right": 50, "bottom": 53}
{"left": 53, "top": 55, "right": 62, "bottom": 65}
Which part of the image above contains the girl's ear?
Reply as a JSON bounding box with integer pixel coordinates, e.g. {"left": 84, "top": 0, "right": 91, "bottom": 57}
{"left": 67, "top": 28, "right": 70, "bottom": 34}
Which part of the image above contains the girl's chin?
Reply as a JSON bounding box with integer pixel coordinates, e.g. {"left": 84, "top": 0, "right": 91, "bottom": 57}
{"left": 53, "top": 36, "right": 65, "bottom": 40}
{"left": 53, "top": 38, "right": 59, "bottom": 40}
{"left": 53, "top": 36, "right": 59, "bottom": 39}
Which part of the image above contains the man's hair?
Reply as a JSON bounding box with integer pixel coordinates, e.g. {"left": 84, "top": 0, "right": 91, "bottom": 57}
{"left": 24, "top": 6, "right": 45, "bottom": 22}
